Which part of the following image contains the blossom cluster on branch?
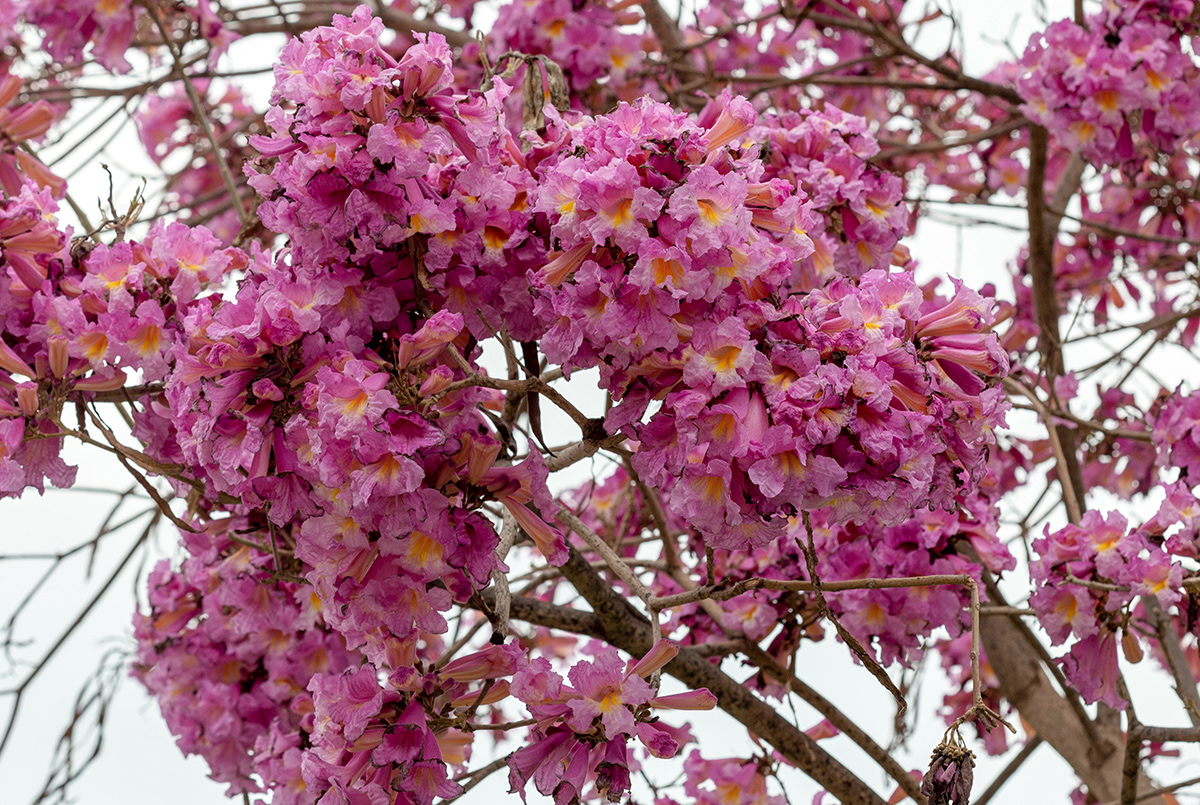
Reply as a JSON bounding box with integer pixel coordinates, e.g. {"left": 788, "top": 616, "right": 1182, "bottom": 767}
{"left": 7, "top": 1, "right": 1200, "bottom": 804}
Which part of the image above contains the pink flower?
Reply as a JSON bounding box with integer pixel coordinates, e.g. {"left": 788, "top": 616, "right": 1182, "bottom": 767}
{"left": 594, "top": 739, "right": 632, "bottom": 800}
{"left": 507, "top": 729, "right": 574, "bottom": 801}
{"left": 566, "top": 647, "right": 654, "bottom": 739}
{"left": 1128, "top": 553, "right": 1184, "bottom": 606}
{"left": 1031, "top": 585, "right": 1099, "bottom": 645}
{"left": 1061, "top": 632, "right": 1128, "bottom": 709}
{"left": 309, "top": 666, "right": 382, "bottom": 743}
{"left": 440, "top": 642, "right": 524, "bottom": 682}
{"left": 315, "top": 358, "right": 398, "bottom": 440}
{"left": 1075, "top": 510, "right": 1138, "bottom": 576}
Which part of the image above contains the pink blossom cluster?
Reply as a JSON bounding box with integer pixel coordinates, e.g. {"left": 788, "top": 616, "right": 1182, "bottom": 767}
{"left": 1150, "top": 390, "right": 1200, "bottom": 557}
{"left": 0, "top": 11, "right": 732, "bottom": 800}
{"left": 0, "top": 180, "right": 70, "bottom": 491}
{"left": 0, "top": 211, "right": 253, "bottom": 499}
{"left": 1154, "top": 388, "right": 1200, "bottom": 483}
{"left": 1071, "top": 384, "right": 1160, "bottom": 499}
{"left": 302, "top": 666, "right": 467, "bottom": 805}
{"left": 143, "top": 241, "right": 562, "bottom": 666}
{"left": 135, "top": 503, "right": 717, "bottom": 805}
{"left": 247, "top": 6, "right": 547, "bottom": 343}
{"left": 571, "top": 466, "right": 1015, "bottom": 674}
{"left": 133, "top": 515, "right": 710, "bottom": 805}
{"left": 653, "top": 750, "right": 785, "bottom": 805}
{"left": 486, "top": 0, "right": 645, "bottom": 95}
{"left": 1062, "top": 148, "right": 1200, "bottom": 336}
{"left": 506, "top": 641, "right": 715, "bottom": 803}
{"left": 753, "top": 105, "right": 910, "bottom": 287}
{"left": 122, "top": 11, "right": 565, "bottom": 674}
{"left": 16, "top": 0, "right": 141, "bottom": 72}
{"left": 529, "top": 96, "right": 1006, "bottom": 550}
{"left": 7, "top": 0, "right": 236, "bottom": 74}
{"left": 0, "top": 184, "right": 150, "bottom": 496}
{"left": 1018, "top": 2, "right": 1200, "bottom": 168}
{"left": 669, "top": 489, "right": 1011, "bottom": 670}
{"left": 803, "top": 488, "right": 1015, "bottom": 666}
{"left": 133, "top": 519, "right": 359, "bottom": 801}
{"left": 1030, "top": 509, "right": 1185, "bottom": 708}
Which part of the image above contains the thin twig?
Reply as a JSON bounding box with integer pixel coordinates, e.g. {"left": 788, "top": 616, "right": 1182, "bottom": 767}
{"left": 800, "top": 511, "right": 908, "bottom": 718}
{"left": 146, "top": 2, "right": 248, "bottom": 224}
{"left": 0, "top": 513, "right": 157, "bottom": 758}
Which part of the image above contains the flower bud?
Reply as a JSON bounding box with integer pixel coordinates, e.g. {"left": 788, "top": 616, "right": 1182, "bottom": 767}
{"left": 48, "top": 334, "right": 69, "bottom": 378}
{"left": 627, "top": 640, "right": 679, "bottom": 678}
{"left": 418, "top": 365, "right": 454, "bottom": 396}
{"left": 1121, "top": 629, "right": 1144, "bottom": 664}
{"left": 0, "top": 339, "right": 35, "bottom": 378}
{"left": 16, "top": 381, "right": 39, "bottom": 416}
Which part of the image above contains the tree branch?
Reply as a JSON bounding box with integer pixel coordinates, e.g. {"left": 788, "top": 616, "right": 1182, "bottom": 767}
{"left": 551, "top": 548, "right": 887, "bottom": 804}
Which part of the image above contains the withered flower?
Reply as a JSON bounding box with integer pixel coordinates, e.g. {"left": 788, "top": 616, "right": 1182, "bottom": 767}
{"left": 920, "top": 739, "right": 975, "bottom": 805}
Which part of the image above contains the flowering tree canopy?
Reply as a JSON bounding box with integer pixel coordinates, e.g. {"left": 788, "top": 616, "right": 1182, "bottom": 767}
{"left": 4, "top": 1, "right": 1200, "bottom": 804}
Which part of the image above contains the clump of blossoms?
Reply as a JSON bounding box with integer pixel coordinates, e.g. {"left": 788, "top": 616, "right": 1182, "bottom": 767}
{"left": 754, "top": 105, "right": 910, "bottom": 288}
{"left": 802, "top": 485, "right": 1015, "bottom": 665}
{"left": 485, "top": 0, "right": 646, "bottom": 98}
{"left": 1064, "top": 383, "right": 1160, "bottom": 499}
{"left": 133, "top": 518, "right": 360, "bottom": 801}
{"left": 0, "top": 185, "right": 132, "bottom": 496}
{"left": 1153, "top": 388, "right": 1200, "bottom": 483}
{"left": 506, "top": 641, "right": 714, "bottom": 803}
{"left": 2, "top": 214, "right": 248, "bottom": 494}
{"left": 1018, "top": 1, "right": 1200, "bottom": 168}
{"left": 117, "top": 13, "right": 715, "bottom": 802}
{"left": 653, "top": 750, "right": 786, "bottom": 805}
{"left": 680, "top": 0, "right": 796, "bottom": 82}
{"left": 530, "top": 94, "right": 1008, "bottom": 551}
{"left": 568, "top": 465, "right": 1015, "bottom": 679}
{"left": 530, "top": 101, "right": 1009, "bottom": 550}
{"left": 248, "top": 6, "right": 545, "bottom": 342}
{"left": 1022, "top": 386, "right": 1200, "bottom": 709}
{"left": 12, "top": 0, "right": 237, "bottom": 74}
{"left": 1055, "top": 146, "right": 1200, "bottom": 335}
{"left": 147, "top": 235, "right": 564, "bottom": 668}
{"left": 1029, "top": 509, "right": 1184, "bottom": 708}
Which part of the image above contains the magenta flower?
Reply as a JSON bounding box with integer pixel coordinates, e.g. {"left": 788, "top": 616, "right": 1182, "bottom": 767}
{"left": 507, "top": 729, "right": 575, "bottom": 801}
{"left": 1128, "top": 553, "right": 1184, "bottom": 606}
{"left": 309, "top": 666, "right": 382, "bottom": 743}
{"left": 594, "top": 738, "right": 632, "bottom": 801}
{"left": 1030, "top": 585, "right": 1099, "bottom": 645}
{"left": 566, "top": 648, "right": 654, "bottom": 739}
{"left": 1061, "top": 632, "right": 1127, "bottom": 709}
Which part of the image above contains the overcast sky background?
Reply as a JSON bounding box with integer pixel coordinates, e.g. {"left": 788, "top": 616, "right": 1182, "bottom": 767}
{"left": 6, "top": 1, "right": 1200, "bottom": 804}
